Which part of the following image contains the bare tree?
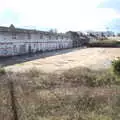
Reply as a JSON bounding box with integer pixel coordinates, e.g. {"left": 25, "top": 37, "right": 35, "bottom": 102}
{"left": 49, "top": 29, "right": 57, "bottom": 33}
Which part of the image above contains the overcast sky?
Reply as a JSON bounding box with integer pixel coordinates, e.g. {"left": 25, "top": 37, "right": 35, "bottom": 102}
{"left": 0, "top": 0, "right": 120, "bottom": 32}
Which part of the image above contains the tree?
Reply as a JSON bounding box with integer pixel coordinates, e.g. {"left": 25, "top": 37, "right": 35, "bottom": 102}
{"left": 49, "top": 29, "right": 57, "bottom": 33}
{"left": 117, "top": 33, "right": 120, "bottom": 37}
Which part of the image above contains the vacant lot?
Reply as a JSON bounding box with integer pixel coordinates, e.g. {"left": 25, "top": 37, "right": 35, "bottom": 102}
{"left": 0, "top": 67, "right": 120, "bottom": 120}
{"left": 5, "top": 48, "right": 120, "bottom": 73}
{"left": 0, "top": 48, "right": 120, "bottom": 120}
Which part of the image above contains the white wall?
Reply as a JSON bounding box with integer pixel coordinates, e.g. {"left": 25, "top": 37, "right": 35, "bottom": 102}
{"left": 0, "top": 31, "right": 73, "bottom": 56}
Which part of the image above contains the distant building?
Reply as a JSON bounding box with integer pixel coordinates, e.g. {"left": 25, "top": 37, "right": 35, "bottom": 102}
{"left": 66, "top": 31, "right": 89, "bottom": 47}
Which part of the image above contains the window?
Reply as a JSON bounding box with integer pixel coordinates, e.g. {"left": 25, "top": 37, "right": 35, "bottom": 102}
{"left": 12, "top": 32, "right": 16, "bottom": 39}
{"left": 40, "top": 34, "right": 43, "bottom": 39}
{"left": 61, "top": 36, "right": 63, "bottom": 39}
{"left": 49, "top": 35, "right": 51, "bottom": 40}
{"left": 28, "top": 33, "right": 31, "bottom": 39}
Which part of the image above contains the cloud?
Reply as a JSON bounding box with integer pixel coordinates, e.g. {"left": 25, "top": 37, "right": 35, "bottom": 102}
{"left": 0, "top": 0, "right": 119, "bottom": 32}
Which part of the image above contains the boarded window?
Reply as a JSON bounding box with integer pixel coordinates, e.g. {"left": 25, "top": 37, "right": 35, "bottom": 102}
{"left": 28, "top": 33, "right": 31, "bottom": 39}
{"left": 12, "top": 32, "right": 16, "bottom": 39}
{"left": 13, "top": 45, "right": 17, "bottom": 54}
{"left": 40, "top": 34, "right": 43, "bottom": 39}
{"left": 49, "top": 35, "right": 51, "bottom": 40}
{"left": 56, "top": 36, "right": 58, "bottom": 40}
{"left": 19, "top": 45, "right": 26, "bottom": 53}
{"left": 61, "top": 36, "right": 63, "bottom": 39}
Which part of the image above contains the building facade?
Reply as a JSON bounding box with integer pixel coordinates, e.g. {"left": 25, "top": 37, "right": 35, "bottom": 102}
{"left": 0, "top": 25, "right": 89, "bottom": 57}
{"left": 0, "top": 25, "right": 74, "bottom": 57}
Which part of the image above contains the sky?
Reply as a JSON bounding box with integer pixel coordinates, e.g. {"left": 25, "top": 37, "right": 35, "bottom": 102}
{"left": 0, "top": 0, "right": 120, "bottom": 32}
{"left": 99, "top": 0, "right": 120, "bottom": 33}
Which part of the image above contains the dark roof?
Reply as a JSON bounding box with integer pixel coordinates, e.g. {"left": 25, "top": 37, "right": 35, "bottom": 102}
{"left": 0, "top": 24, "right": 52, "bottom": 34}
{"left": 0, "top": 25, "right": 69, "bottom": 38}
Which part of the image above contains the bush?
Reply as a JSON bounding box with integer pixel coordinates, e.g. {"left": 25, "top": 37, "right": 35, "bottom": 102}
{"left": 0, "top": 67, "right": 6, "bottom": 75}
{"left": 112, "top": 57, "right": 120, "bottom": 77}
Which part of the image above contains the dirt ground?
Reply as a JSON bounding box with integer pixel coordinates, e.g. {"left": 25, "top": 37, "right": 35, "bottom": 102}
{"left": 4, "top": 47, "right": 120, "bottom": 73}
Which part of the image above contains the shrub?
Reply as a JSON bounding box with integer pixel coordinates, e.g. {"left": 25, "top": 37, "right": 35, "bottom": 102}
{"left": 0, "top": 67, "right": 6, "bottom": 75}
{"left": 111, "top": 57, "right": 120, "bottom": 78}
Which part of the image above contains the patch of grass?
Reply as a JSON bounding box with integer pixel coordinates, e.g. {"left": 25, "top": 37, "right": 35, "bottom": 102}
{"left": 23, "top": 94, "right": 120, "bottom": 120}
{"left": 0, "top": 67, "right": 119, "bottom": 120}
{"left": 23, "top": 67, "right": 119, "bottom": 88}
{"left": 62, "top": 67, "right": 119, "bottom": 87}
{"left": 88, "top": 40, "right": 120, "bottom": 47}
{"left": 25, "top": 67, "right": 45, "bottom": 78}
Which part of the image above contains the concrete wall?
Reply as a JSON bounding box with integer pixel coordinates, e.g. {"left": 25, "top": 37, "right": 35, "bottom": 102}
{"left": 0, "top": 31, "right": 73, "bottom": 56}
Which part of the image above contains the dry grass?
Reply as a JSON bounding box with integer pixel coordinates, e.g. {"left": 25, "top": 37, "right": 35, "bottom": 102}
{"left": 0, "top": 67, "right": 120, "bottom": 120}
{"left": 88, "top": 40, "right": 120, "bottom": 47}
